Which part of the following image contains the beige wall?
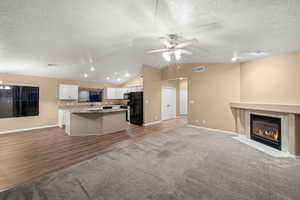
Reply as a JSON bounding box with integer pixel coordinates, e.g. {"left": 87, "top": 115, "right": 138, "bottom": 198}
{"left": 144, "top": 63, "right": 240, "bottom": 131}
{"left": 143, "top": 65, "right": 162, "bottom": 123}
{"left": 161, "top": 63, "right": 241, "bottom": 132}
{"left": 179, "top": 79, "right": 188, "bottom": 91}
{"left": 161, "top": 63, "right": 189, "bottom": 80}
{"left": 240, "top": 52, "right": 300, "bottom": 104}
{"left": 143, "top": 64, "right": 182, "bottom": 124}
{"left": 120, "top": 75, "right": 143, "bottom": 87}
{"left": 0, "top": 73, "right": 118, "bottom": 132}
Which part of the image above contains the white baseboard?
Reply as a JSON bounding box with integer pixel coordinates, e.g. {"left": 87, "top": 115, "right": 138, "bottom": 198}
{"left": 143, "top": 120, "right": 162, "bottom": 126}
{"left": 0, "top": 124, "right": 59, "bottom": 135}
{"left": 187, "top": 124, "right": 238, "bottom": 135}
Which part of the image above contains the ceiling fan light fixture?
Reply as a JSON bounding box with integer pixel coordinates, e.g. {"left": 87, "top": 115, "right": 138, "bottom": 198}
{"left": 90, "top": 66, "right": 96, "bottom": 72}
{"left": 175, "top": 50, "right": 182, "bottom": 61}
{"left": 162, "top": 52, "right": 171, "bottom": 62}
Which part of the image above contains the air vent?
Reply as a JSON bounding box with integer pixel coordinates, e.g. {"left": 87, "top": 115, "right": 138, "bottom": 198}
{"left": 193, "top": 66, "right": 206, "bottom": 72}
{"left": 48, "top": 64, "right": 58, "bottom": 67}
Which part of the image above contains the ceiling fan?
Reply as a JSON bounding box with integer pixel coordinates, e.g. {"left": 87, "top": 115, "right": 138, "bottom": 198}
{"left": 147, "top": 34, "right": 197, "bottom": 62}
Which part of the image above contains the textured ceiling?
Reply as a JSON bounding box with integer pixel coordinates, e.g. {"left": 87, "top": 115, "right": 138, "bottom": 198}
{"left": 0, "top": 0, "right": 300, "bottom": 83}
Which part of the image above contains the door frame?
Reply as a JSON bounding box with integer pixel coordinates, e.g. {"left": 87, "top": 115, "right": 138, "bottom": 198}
{"left": 161, "top": 86, "right": 177, "bottom": 121}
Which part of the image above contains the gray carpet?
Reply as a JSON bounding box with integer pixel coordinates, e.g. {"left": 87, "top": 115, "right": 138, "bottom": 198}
{"left": 1, "top": 127, "right": 300, "bottom": 200}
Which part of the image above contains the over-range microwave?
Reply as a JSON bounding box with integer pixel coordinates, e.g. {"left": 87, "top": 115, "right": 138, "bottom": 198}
{"left": 123, "top": 92, "right": 130, "bottom": 100}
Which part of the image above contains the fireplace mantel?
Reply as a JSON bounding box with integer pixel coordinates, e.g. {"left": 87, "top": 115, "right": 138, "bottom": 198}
{"left": 230, "top": 102, "right": 300, "bottom": 114}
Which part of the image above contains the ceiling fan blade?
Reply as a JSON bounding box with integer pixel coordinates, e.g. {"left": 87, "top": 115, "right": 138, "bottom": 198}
{"left": 180, "top": 49, "right": 193, "bottom": 55}
{"left": 160, "top": 38, "right": 172, "bottom": 48}
{"left": 176, "top": 39, "right": 198, "bottom": 48}
{"left": 147, "top": 48, "right": 170, "bottom": 54}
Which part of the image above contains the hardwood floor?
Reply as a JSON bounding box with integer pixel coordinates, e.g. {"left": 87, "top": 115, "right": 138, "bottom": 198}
{"left": 0, "top": 117, "right": 187, "bottom": 192}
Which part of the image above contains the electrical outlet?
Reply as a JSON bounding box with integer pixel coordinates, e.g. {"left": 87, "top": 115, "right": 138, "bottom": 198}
{"left": 202, "top": 120, "right": 206, "bottom": 124}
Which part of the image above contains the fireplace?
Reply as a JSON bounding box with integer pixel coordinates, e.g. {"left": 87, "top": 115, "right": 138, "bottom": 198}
{"left": 250, "top": 114, "right": 281, "bottom": 150}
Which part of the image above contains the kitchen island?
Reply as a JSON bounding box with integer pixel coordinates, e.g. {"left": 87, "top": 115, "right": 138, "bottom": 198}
{"left": 65, "top": 108, "right": 128, "bottom": 136}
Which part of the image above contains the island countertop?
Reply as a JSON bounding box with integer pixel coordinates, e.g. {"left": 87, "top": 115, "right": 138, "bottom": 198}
{"left": 65, "top": 107, "right": 128, "bottom": 136}
{"left": 68, "top": 108, "right": 127, "bottom": 114}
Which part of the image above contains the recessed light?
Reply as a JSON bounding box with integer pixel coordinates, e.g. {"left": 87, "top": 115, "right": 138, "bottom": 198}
{"left": 179, "top": 77, "right": 184, "bottom": 81}
{"left": 90, "top": 66, "right": 96, "bottom": 72}
{"left": 117, "top": 78, "right": 121, "bottom": 82}
{"left": 84, "top": 73, "right": 88, "bottom": 78}
{"left": 106, "top": 77, "right": 110, "bottom": 80}
{"left": 125, "top": 73, "right": 130, "bottom": 77}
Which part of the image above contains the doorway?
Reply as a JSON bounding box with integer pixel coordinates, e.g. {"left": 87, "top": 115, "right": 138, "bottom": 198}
{"left": 161, "top": 87, "right": 177, "bottom": 120}
{"left": 180, "top": 90, "right": 188, "bottom": 115}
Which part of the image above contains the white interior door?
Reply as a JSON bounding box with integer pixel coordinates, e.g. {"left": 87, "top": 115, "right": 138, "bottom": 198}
{"left": 161, "top": 87, "right": 176, "bottom": 120}
{"left": 180, "top": 90, "right": 188, "bottom": 115}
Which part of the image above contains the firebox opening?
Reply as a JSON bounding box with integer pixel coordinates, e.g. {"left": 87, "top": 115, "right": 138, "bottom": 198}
{"left": 250, "top": 114, "right": 281, "bottom": 150}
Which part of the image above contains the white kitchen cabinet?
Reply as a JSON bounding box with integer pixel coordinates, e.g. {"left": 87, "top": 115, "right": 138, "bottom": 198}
{"left": 59, "top": 84, "right": 79, "bottom": 100}
{"left": 104, "top": 87, "right": 143, "bottom": 99}
{"left": 104, "top": 88, "right": 125, "bottom": 99}
{"left": 104, "top": 88, "right": 116, "bottom": 99}
{"left": 116, "top": 88, "right": 124, "bottom": 99}
{"left": 58, "top": 109, "right": 66, "bottom": 128}
{"left": 123, "top": 87, "right": 130, "bottom": 93}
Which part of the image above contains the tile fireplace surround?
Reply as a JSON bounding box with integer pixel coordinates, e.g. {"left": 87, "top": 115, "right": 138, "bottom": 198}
{"left": 231, "top": 102, "right": 300, "bottom": 157}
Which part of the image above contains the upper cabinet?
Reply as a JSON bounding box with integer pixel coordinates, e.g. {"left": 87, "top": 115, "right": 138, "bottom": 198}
{"left": 104, "top": 86, "right": 143, "bottom": 100}
{"left": 104, "top": 88, "right": 123, "bottom": 99}
{"left": 59, "top": 84, "right": 79, "bottom": 100}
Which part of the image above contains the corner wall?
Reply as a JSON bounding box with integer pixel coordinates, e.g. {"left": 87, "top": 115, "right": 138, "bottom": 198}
{"left": 143, "top": 65, "right": 162, "bottom": 124}
{"left": 162, "top": 63, "right": 241, "bottom": 132}
{"left": 142, "top": 65, "right": 181, "bottom": 124}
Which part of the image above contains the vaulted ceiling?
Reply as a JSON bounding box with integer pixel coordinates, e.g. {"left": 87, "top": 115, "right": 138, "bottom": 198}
{"left": 0, "top": 0, "right": 300, "bottom": 83}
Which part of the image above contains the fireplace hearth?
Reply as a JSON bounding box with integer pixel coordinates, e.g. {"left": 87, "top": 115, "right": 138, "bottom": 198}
{"left": 250, "top": 114, "right": 281, "bottom": 150}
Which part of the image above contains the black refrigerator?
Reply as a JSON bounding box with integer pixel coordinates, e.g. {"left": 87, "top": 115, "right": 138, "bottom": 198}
{"left": 128, "top": 92, "right": 143, "bottom": 125}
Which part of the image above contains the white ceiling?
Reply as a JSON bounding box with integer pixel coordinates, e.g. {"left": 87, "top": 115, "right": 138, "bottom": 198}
{"left": 0, "top": 0, "right": 300, "bottom": 83}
